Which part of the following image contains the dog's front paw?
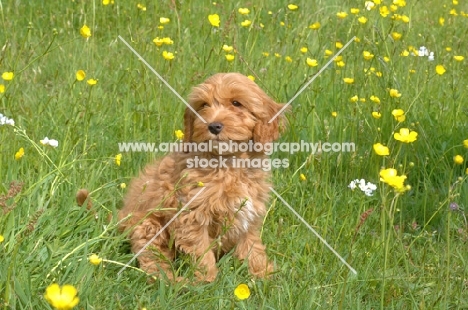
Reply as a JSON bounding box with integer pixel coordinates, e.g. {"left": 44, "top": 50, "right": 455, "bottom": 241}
{"left": 250, "top": 260, "right": 274, "bottom": 279}
{"left": 194, "top": 265, "right": 218, "bottom": 283}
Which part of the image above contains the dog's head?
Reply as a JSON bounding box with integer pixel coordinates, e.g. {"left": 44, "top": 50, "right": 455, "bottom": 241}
{"left": 183, "top": 73, "right": 286, "bottom": 147}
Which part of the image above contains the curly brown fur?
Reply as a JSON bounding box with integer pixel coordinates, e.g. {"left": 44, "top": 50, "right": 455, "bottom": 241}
{"left": 76, "top": 188, "right": 92, "bottom": 210}
{"left": 118, "top": 73, "right": 286, "bottom": 282}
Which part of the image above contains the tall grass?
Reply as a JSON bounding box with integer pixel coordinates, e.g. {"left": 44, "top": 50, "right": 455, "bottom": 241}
{"left": 1, "top": 0, "right": 467, "bottom": 308}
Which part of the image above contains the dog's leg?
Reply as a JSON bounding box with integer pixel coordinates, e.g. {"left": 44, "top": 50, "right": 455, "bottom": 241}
{"left": 175, "top": 224, "right": 218, "bottom": 282}
{"left": 130, "top": 218, "right": 176, "bottom": 281}
{"left": 235, "top": 231, "right": 274, "bottom": 278}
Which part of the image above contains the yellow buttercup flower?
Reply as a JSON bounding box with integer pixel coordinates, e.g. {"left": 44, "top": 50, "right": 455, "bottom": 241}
{"left": 241, "top": 20, "right": 252, "bottom": 27}
{"left": 44, "top": 283, "right": 79, "bottom": 310}
{"left": 453, "top": 155, "right": 464, "bottom": 165}
{"left": 238, "top": 8, "right": 250, "bottom": 15}
{"left": 300, "top": 173, "right": 306, "bottom": 181}
{"left": 392, "top": 109, "right": 405, "bottom": 122}
{"left": 76, "top": 70, "right": 85, "bottom": 81}
{"left": 389, "top": 88, "right": 401, "bottom": 98}
{"left": 400, "top": 49, "right": 409, "bottom": 57}
{"left": 391, "top": 32, "right": 402, "bottom": 40}
{"left": 336, "top": 11, "right": 348, "bottom": 19}
{"left": 358, "top": 16, "right": 368, "bottom": 24}
{"left": 137, "top": 4, "right": 146, "bottom": 11}
{"left": 120, "top": 183, "right": 126, "bottom": 189}
{"left": 336, "top": 60, "right": 345, "bottom": 67}
{"left": 288, "top": 4, "right": 298, "bottom": 11}
{"left": 88, "top": 254, "right": 102, "bottom": 266}
{"left": 400, "top": 15, "right": 409, "bottom": 22}
{"left": 0, "top": 235, "right": 4, "bottom": 243}
{"left": 247, "top": 75, "right": 255, "bottom": 81}
{"left": 379, "top": 168, "right": 408, "bottom": 192}
{"left": 372, "top": 111, "right": 382, "bottom": 119}
{"left": 380, "top": 6, "right": 390, "bottom": 17}
{"left": 343, "top": 78, "right": 354, "bottom": 84}
{"left": 309, "top": 22, "right": 320, "bottom": 30}
{"left": 115, "top": 153, "right": 122, "bottom": 166}
{"left": 463, "top": 139, "right": 468, "bottom": 148}
{"left": 454, "top": 56, "right": 464, "bottom": 61}
{"left": 394, "top": 0, "right": 406, "bottom": 7}
{"left": 175, "top": 130, "right": 184, "bottom": 140}
{"left": 439, "top": 17, "right": 445, "bottom": 26}
{"left": 197, "top": 181, "right": 205, "bottom": 187}
{"left": 208, "top": 14, "right": 220, "bottom": 27}
{"left": 160, "top": 17, "right": 170, "bottom": 24}
{"left": 300, "top": 47, "right": 308, "bottom": 53}
{"left": 2, "top": 72, "right": 14, "bottom": 81}
{"left": 349, "top": 95, "right": 359, "bottom": 103}
{"left": 306, "top": 58, "right": 318, "bottom": 67}
{"left": 0, "top": 84, "right": 4, "bottom": 93}
{"left": 153, "top": 37, "right": 164, "bottom": 46}
{"left": 373, "top": 143, "right": 389, "bottom": 156}
{"left": 225, "top": 54, "right": 235, "bottom": 62}
{"left": 324, "top": 49, "right": 333, "bottom": 56}
{"left": 222, "top": 44, "right": 233, "bottom": 52}
{"left": 162, "top": 37, "right": 174, "bottom": 45}
{"left": 15, "top": 147, "right": 24, "bottom": 160}
{"left": 162, "top": 51, "right": 175, "bottom": 60}
{"left": 234, "top": 284, "right": 251, "bottom": 300}
{"left": 350, "top": 8, "right": 360, "bottom": 14}
{"left": 436, "top": 65, "right": 446, "bottom": 75}
{"left": 363, "top": 51, "right": 374, "bottom": 60}
{"left": 394, "top": 128, "right": 418, "bottom": 143}
{"left": 331, "top": 111, "right": 338, "bottom": 117}
{"left": 80, "top": 25, "right": 91, "bottom": 38}
{"left": 285, "top": 56, "right": 293, "bottom": 63}
{"left": 262, "top": 52, "right": 269, "bottom": 57}
{"left": 336, "top": 42, "right": 343, "bottom": 49}
{"left": 153, "top": 37, "right": 173, "bottom": 46}
{"left": 87, "top": 79, "right": 97, "bottom": 86}
{"left": 370, "top": 95, "right": 380, "bottom": 103}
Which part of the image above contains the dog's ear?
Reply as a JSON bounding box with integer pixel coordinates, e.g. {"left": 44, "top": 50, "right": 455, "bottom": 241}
{"left": 253, "top": 98, "right": 288, "bottom": 144}
{"left": 183, "top": 107, "right": 194, "bottom": 143}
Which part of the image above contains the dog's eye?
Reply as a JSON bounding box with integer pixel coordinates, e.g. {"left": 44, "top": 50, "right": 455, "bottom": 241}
{"left": 232, "top": 101, "right": 242, "bottom": 107}
{"left": 201, "top": 103, "right": 209, "bottom": 109}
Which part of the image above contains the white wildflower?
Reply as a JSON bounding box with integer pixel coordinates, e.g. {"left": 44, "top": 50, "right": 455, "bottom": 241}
{"left": 40, "top": 137, "right": 59, "bottom": 148}
{"left": 428, "top": 52, "right": 434, "bottom": 61}
{"left": 365, "top": 1, "right": 375, "bottom": 10}
{"left": 0, "top": 113, "right": 15, "bottom": 126}
{"left": 349, "top": 179, "right": 377, "bottom": 196}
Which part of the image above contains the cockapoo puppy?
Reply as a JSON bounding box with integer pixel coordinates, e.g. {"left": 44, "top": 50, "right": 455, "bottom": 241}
{"left": 118, "top": 73, "right": 286, "bottom": 282}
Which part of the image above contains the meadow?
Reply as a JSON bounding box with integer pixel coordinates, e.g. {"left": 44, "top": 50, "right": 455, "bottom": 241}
{"left": 1, "top": 0, "right": 468, "bottom": 308}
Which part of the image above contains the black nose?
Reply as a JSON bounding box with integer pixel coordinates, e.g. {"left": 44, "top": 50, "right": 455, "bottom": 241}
{"left": 208, "top": 122, "right": 224, "bottom": 135}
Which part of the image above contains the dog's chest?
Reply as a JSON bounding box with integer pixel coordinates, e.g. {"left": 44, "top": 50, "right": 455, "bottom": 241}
{"left": 187, "top": 168, "right": 266, "bottom": 233}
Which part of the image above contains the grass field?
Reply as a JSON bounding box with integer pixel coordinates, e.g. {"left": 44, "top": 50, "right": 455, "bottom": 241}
{"left": 1, "top": 0, "right": 468, "bottom": 309}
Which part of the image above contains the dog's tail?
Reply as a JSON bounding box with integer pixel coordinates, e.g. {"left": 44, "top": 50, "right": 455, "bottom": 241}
{"left": 76, "top": 188, "right": 92, "bottom": 210}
